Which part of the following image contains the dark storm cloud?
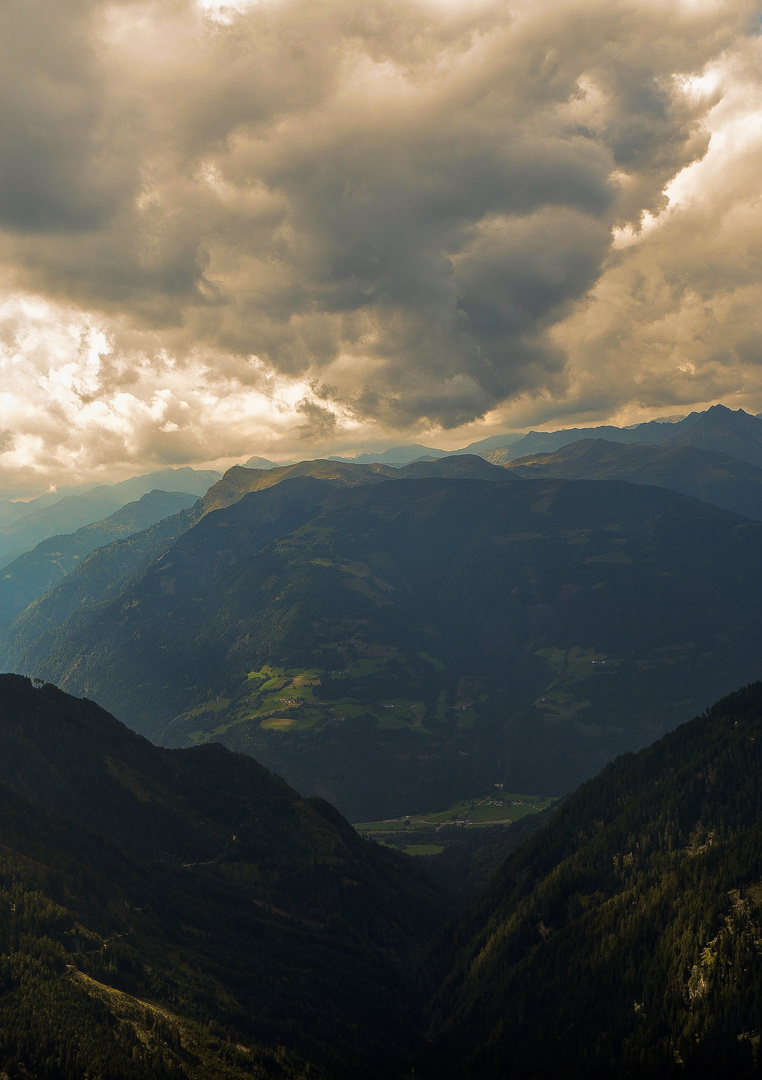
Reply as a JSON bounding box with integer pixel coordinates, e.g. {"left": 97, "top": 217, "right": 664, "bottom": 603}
{"left": 0, "top": 0, "right": 758, "bottom": 458}
{"left": 0, "top": 0, "right": 141, "bottom": 233}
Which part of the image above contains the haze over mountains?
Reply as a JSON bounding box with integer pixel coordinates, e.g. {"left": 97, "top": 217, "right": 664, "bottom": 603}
{"left": 1, "top": 402, "right": 762, "bottom": 1075}
{"left": 0, "top": 467, "right": 221, "bottom": 570}
{"left": 0, "top": 489, "right": 200, "bottom": 625}
{"left": 3, "top": 448, "right": 762, "bottom": 821}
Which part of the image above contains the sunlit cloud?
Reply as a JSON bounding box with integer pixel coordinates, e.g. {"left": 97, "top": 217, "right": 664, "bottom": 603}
{"left": 0, "top": 0, "right": 760, "bottom": 490}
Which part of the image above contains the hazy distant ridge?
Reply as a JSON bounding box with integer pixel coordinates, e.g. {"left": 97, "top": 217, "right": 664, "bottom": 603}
{"left": 0, "top": 467, "right": 221, "bottom": 569}
{"left": 0, "top": 489, "right": 199, "bottom": 625}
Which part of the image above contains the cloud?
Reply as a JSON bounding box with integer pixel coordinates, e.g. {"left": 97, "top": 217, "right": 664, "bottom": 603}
{"left": 548, "top": 28, "right": 762, "bottom": 424}
{"left": 0, "top": 0, "right": 760, "bottom": 487}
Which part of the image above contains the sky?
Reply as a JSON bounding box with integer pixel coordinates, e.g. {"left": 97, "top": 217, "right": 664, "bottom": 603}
{"left": 1, "top": 0, "right": 761, "bottom": 494}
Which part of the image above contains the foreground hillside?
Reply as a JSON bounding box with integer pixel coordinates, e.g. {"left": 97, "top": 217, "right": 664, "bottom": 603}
{"left": 0, "top": 675, "right": 446, "bottom": 1080}
{"left": 6, "top": 466, "right": 762, "bottom": 820}
{"left": 3, "top": 673, "right": 762, "bottom": 1077}
{"left": 421, "top": 680, "right": 762, "bottom": 1079}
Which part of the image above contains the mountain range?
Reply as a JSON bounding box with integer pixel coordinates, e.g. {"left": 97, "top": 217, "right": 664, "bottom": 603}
{"left": 479, "top": 404, "right": 762, "bottom": 468}
{"left": 0, "top": 467, "right": 220, "bottom": 569}
{"left": 316, "top": 404, "right": 762, "bottom": 472}
{"left": 2, "top": 402, "right": 762, "bottom": 1075}
{"left": 4, "top": 457, "right": 762, "bottom": 820}
{"left": 0, "top": 489, "right": 200, "bottom": 625}
{"left": 504, "top": 438, "right": 762, "bottom": 520}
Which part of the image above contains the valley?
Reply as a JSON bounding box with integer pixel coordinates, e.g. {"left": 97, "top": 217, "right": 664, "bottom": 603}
{"left": 355, "top": 789, "right": 554, "bottom": 855}
{"left": 2, "top": 670, "right": 762, "bottom": 1078}
{"left": 3, "top": 0, "right": 762, "bottom": 1066}
{"left": 2, "top": 406, "right": 762, "bottom": 1075}
{"left": 5, "top": 453, "right": 762, "bottom": 819}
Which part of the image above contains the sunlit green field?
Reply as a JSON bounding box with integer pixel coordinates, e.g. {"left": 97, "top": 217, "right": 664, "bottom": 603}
{"left": 533, "top": 645, "right": 618, "bottom": 722}
{"left": 182, "top": 648, "right": 461, "bottom": 741}
{"left": 355, "top": 791, "right": 555, "bottom": 854}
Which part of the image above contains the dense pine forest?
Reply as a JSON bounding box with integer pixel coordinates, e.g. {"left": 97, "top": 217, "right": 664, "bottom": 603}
{"left": 420, "top": 681, "right": 762, "bottom": 1078}
{"left": 0, "top": 674, "right": 762, "bottom": 1075}
{"left": 0, "top": 675, "right": 447, "bottom": 1080}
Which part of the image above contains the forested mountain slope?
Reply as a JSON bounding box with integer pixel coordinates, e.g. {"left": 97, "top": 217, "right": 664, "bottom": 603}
{"left": 0, "top": 459, "right": 446, "bottom": 676}
{"left": 421, "top": 680, "right": 762, "bottom": 1079}
{"left": 0, "top": 674, "right": 446, "bottom": 1080}
{"left": 6, "top": 473, "right": 762, "bottom": 820}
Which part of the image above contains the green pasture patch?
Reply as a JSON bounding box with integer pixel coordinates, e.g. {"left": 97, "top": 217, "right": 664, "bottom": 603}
{"left": 354, "top": 820, "right": 409, "bottom": 832}
{"left": 455, "top": 706, "right": 478, "bottom": 729}
{"left": 375, "top": 699, "right": 429, "bottom": 731}
{"left": 536, "top": 696, "right": 592, "bottom": 723}
{"left": 323, "top": 702, "right": 366, "bottom": 719}
{"left": 291, "top": 670, "right": 322, "bottom": 685}
{"left": 355, "top": 791, "right": 555, "bottom": 853}
{"left": 405, "top": 844, "right": 444, "bottom": 856}
{"left": 533, "top": 645, "right": 618, "bottom": 722}
{"left": 261, "top": 710, "right": 322, "bottom": 732}
{"left": 535, "top": 645, "right": 616, "bottom": 677}
{"left": 261, "top": 676, "right": 289, "bottom": 692}
{"left": 246, "top": 664, "right": 280, "bottom": 681}
{"left": 183, "top": 697, "right": 231, "bottom": 718}
{"left": 312, "top": 557, "right": 332, "bottom": 567}
{"left": 424, "top": 807, "right": 463, "bottom": 824}
{"left": 536, "top": 646, "right": 567, "bottom": 669}
{"left": 178, "top": 666, "right": 332, "bottom": 739}
{"left": 418, "top": 652, "right": 445, "bottom": 671}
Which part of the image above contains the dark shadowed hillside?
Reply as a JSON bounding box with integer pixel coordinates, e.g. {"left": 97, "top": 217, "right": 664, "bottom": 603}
{"left": 421, "top": 680, "right": 762, "bottom": 1079}
{"left": 0, "top": 674, "right": 447, "bottom": 1080}
{"left": 6, "top": 473, "right": 762, "bottom": 820}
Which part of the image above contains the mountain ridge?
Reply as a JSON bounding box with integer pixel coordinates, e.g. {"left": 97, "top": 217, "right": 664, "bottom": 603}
{"left": 7, "top": 473, "right": 762, "bottom": 819}
{"left": 0, "top": 467, "right": 221, "bottom": 569}
{"left": 505, "top": 438, "right": 762, "bottom": 520}
{"left": 0, "top": 489, "right": 199, "bottom": 625}
{"left": 421, "top": 679, "right": 762, "bottom": 1078}
{"left": 0, "top": 672, "right": 448, "bottom": 1080}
